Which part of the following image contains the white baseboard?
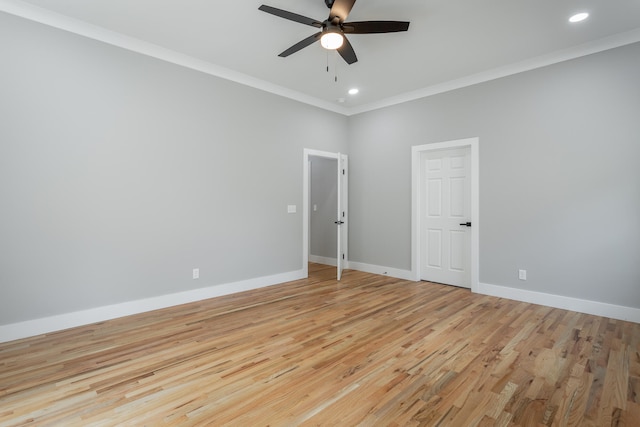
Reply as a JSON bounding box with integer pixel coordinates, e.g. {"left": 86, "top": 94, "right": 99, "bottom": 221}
{"left": 309, "top": 255, "right": 337, "bottom": 267}
{"left": 5, "top": 268, "right": 636, "bottom": 344}
{"left": 478, "top": 282, "right": 640, "bottom": 324}
{"left": 346, "top": 261, "right": 414, "bottom": 281}
{"left": 341, "top": 262, "right": 640, "bottom": 323}
{"left": 308, "top": 257, "right": 414, "bottom": 281}
{"left": 0, "top": 269, "right": 305, "bottom": 344}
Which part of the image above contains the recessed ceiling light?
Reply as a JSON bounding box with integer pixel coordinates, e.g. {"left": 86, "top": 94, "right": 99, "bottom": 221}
{"left": 569, "top": 12, "right": 589, "bottom": 23}
{"left": 348, "top": 88, "right": 359, "bottom": 95}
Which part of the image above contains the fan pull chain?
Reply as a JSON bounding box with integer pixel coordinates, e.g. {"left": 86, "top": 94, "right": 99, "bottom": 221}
{"left": 326, "top": 50, "right": 329, "bottom": 73}
{"left": 334, "top": 51, "right": 338, "bottom": 82}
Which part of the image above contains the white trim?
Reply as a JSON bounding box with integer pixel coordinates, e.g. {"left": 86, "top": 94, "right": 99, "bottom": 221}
{"left": 412, "top": 138, "right": 480, "bottom": 292}
{"left": 303, "top": 149, "right": 347, "bottom": 280}
{"left": 303, "top": 149, "right": 341, "bottom": 159}
{"left": 478, "top": 282, "right": 640, "bottom": 324}
{"left": 309, "top": 255, "right": 337, "bottom": 267}
{"left": 303, "top": 149, "right": 341, "bottom": 278}
{"left": 338, "top": 154, "right": 349, "bottom": 280}
{"left": 2, "top": 0, "right": 639, "bottom": 116}
{"left": 346, "top": 261, "right": 414, "bottom": 281}
{"left": 0, "top": 269, "right": 305, "bottom": 343}
{"left": 4, "top": 267, "right": 637, "bottom": 344}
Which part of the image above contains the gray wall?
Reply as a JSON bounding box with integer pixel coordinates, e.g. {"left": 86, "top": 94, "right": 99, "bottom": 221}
{"left": 309, "top": 156, "right": 337, "bottom": 260}
{"left": 348, "top": 42, "right": 640, "bottom": 308}
{"left": 0, "top": 13, "right": 348, "bottom": 325}
{"left": 2, "top": 11, "right": 639, "bottom": 327}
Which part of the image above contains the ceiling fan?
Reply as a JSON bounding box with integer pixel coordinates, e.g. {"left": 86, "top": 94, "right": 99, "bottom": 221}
{"left": 259, "top": 0, "right": 410, "bottom": 65}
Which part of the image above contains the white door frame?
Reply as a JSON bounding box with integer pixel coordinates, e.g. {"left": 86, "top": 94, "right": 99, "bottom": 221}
{"left": 411, "top": 138, "right": 479, "bottom": 292}
{"left": 303, "top": 148, "right": 348, "bottom": 279}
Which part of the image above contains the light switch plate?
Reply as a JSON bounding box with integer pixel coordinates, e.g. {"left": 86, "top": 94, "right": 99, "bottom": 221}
{"left": 287, "top": 205, "right": 297, "bottom": 214}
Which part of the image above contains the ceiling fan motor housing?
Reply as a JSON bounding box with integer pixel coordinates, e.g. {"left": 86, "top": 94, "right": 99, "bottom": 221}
{"left": 325, "top": 0, "right": 335, "bottom": 8}
{"left": 324, "top": 21, "right": 341, "bottom": 33}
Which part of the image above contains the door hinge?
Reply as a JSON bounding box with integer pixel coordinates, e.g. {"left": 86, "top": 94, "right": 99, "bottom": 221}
{"left": 342, "top": 254, "right": 345, "bottom": 260}
{"left": 342, "top": 169, "right": 345, "bottom": 175}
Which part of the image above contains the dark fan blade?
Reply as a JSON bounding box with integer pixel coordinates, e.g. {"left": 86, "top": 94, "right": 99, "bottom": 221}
{"left": 329, "top": 0, "right": 356, "bottom": 23}
{"left": 337, "top": 36, "right": 357, "bottom": 64}
{"left": 278, "top": 32, "right": 322, "bottom": 57}
{"left": 259, "top": 5, "right": 322, "bottom": 28}
{"left": 342, "top": 21, "right": 410, "bottom": 34}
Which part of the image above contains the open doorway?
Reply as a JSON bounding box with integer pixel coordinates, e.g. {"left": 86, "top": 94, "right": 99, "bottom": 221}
{"left": 302, "top": 149, "right": 348, "bottom": 280}
{"left": 309, "top": 156, "right": 338, "bottom": 267}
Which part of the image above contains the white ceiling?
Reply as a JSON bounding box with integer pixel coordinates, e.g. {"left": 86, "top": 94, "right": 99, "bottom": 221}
{"left": 3, "top": 0, "right": 640, "bottom": 114}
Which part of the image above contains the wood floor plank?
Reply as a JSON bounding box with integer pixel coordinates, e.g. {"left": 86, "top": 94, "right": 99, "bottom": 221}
{"left": 0, "top": 263, "right": 638, "bottom": 426}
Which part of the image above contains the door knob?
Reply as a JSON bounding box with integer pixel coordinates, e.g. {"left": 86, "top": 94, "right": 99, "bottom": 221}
{"left": 459, "top": 222, "right": 471, "bottom": 227}
{"left": 334, "top": 221, "right": 345, "bottom": 225}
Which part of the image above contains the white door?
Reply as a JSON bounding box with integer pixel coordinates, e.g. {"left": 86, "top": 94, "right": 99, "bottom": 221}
{"left": 336, "top": 154, "right": 348, "bottom": 280}
{"left": 420, "top": 148, "right": 471, "bottom": 288}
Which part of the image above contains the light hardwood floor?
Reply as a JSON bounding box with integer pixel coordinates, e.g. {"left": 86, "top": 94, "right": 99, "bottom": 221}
{"left": 1, "top": 263, "right": 639, "bottom": 426}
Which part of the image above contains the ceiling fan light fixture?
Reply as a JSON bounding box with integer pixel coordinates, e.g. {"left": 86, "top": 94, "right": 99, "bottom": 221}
{"left": 259, "top": 1, "right": 410, "bottom": 64}
{"left": 320, "top": 32, "right": 344, "bottom": 50}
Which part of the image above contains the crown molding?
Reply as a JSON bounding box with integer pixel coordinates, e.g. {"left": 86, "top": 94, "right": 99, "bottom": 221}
{"left": 347, "top": 28, "right": 640, "bottom": 116}
{"left": 0, "top": 0, "right": 350, "bottom": 115}
{"left": 2, "top": 0, "right": 639, "bottom": 117}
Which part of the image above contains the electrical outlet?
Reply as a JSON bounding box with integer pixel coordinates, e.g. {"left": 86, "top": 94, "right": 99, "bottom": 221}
{"left": 193, "top": 268, "right": 200, "bottom": 279}
{"left": 518, "top": 269, "right": 527, "bottom": 280}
